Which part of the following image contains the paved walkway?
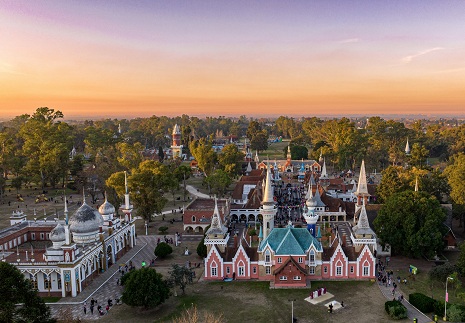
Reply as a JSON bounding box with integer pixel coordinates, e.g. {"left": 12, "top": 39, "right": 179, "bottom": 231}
{"left": 48, "top": 236, "right": 158, "bottom": 320}
{"left": 377, "top": 270, "right": 433, "bottom": 323}
{"left": 186, "top": 185, "right": 210, "bottom": 199}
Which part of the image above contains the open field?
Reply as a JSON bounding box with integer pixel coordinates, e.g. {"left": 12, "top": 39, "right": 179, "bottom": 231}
{"left": 99, "top": 280, "right": 393, "bottom": 323}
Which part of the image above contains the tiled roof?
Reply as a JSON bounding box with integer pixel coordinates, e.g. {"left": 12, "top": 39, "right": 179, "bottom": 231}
{"left": 259, "top": 227, "right": 321, "bottom": 254}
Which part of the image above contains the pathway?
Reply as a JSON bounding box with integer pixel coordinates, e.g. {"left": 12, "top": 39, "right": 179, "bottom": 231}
{"left": 48, "top": 236, "right": 156, "bottom": 320}
{"left": 186, "top": 185, "right": 210, "bottom": 199}
{"left": 377, "top": 270, "right": 433, "bottom": 323}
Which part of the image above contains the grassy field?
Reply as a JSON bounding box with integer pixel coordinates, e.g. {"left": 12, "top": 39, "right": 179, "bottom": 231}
{"left": 100, "top": 280, "right": 393, "bottom": 323}
{"left": 258, "top": 140, "right": 290, "bottom": 160}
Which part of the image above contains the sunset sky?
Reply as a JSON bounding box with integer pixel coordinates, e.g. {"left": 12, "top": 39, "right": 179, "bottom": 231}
{"left": 1, "top": 1, "right": 464, "bottom": 119}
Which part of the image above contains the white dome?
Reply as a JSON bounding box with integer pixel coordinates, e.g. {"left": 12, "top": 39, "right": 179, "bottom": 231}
{"left": 69, "top": 202, "right": 103, "bottom": 234}
{"left": 98, "top": 200, "right": 115, "bottom": 215}
{"left": 50, "top": 223, "right": 65, "bottom": 242}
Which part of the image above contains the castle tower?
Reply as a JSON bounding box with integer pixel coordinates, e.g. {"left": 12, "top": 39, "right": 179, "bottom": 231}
{"left": 261, "top": 165, "right": 276, "bottom": 240}
{"left": 355, "top": 160, "right": 370, "bottom": 215}
{"left": 319, "top": 158, "right": 330, "bottom": 191}
{"left": 171, "top": 124, "right": 183, "bottom": 159}
{"left": 352, "top": 201, "right": 376, "bottom": 252}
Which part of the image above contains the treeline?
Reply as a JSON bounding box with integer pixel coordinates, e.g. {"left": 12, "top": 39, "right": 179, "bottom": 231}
{"left": 0, "top": 108, "right": 464, "bottom": 204}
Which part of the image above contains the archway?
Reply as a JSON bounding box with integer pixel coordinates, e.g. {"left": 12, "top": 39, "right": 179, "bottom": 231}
{"left": 106, "top": 244, "right": 114, "bottom": 267}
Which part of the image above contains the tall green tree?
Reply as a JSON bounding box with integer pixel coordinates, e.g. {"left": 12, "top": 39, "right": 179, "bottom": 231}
{"left": 204, "top": 169, "right": 232, "bottom": 197}
{"left": 374, "top": 191, "right": 447, "bottom": 258}
{"left": 218, "top": 144, "right": 244, "bottom": 178}
{"left": 168, "top": 264, "right": 194, "bottom": 295}
{"left": 376, "top": 166, "right": 411, "bottom": 203}
{"left": 121, "top": 268, "right": 170, "bottom": 309}
{"left": 444, "top": 153, "right": 465, "bottom": 229}
{"left": 250, "top": 130, "right": 268, "bottom": 153}
{"left": 116, "top": 142, "right": 144, "bottom": 171}
{"left": 189, "top": 138, "right": 217, "bottom": 176}
{"left": 106, "top": 160, "right": 169, "bottom": 221}
{"left": 19, "top": 107, "right": 74, "bottom": 189}
{"left": 0, "top": 262, "right": 55, "bottom": 323}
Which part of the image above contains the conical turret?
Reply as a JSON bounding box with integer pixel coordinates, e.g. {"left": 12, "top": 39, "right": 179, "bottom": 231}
{"left": 355, "top": 160, "right": 370, "bottom": 208}
{"left": 261, "top": 164, "right": 276, "bottom": 240}
{"left": 405, "top": 138, "right": 411, "bottom": 155}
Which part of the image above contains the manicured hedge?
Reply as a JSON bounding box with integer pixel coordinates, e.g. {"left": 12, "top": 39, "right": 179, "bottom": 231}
{"left": 409, "top": 293, "right": 438, "bottom": 313}
{"left": 385, "top": 300, "right": 408, "bottom": 320}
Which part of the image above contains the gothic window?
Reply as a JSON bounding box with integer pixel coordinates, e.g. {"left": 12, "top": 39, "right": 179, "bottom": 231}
{"left": 192, "top": 216, "right": 196, "bottom": 222}
{"left": 43, "top": 273, "right": 50, "bottom": 289}
{"left": 40, "top": 233, "right": 44, "bottom": 240}
{"left": 57, "top": 273, "right": 62, "bottom": 289}
{"left": 265, "top": 266, "right": 271, "bottom": 275}
{"left": 336, "top": 261, "right": 343, "bottom": 276}
{"left": 265, "top": 251, "right": 271, "bottom": 263}
{"left": 32, "top": 233, "right": 35, "bottom": 240}
{"left": 363, "top": 261, "right": 370, "bottom": 276}
{"left": 298, "top": 257, "right": 303, "bottom": 263}
{"left": 211, "top": 262, "right": 218, "bottom": 277}
{"left": 30, "top": 275, "right": 38, "bottom": 290}
{"left": 277, "top": 257, "right": 282, "bottom": 263}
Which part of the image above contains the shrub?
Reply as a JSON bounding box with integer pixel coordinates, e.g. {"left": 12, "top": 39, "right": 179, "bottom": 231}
{"left": 197, "top": 237, "right": 207, "bottom": 258}
{"left": 158, "top": 226, "right": 169, "bottom": 234}
{"left": 385, "top": 300, "right": 407, "bottom": 320}
{"left": 409, "top": 293, "right": 438, "bottom": 313}
{"left": 154, "top": 242, "right": 173, "bottom": 258}
{"left": 448, "top": 304, "right": 465, "bottom": 322}
{"left": 429, "top": 263, "right": 457, "bottom": 282}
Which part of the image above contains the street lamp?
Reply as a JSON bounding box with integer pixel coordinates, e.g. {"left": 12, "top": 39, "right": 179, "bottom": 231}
{"left": 444, "top": 276, "right": 454, "bottom": 321}
{"left": 145, "top": 221, "right": 148, "bottom": 236}
{"left": 288, "top": 299, "right": 296, "bottom": 323}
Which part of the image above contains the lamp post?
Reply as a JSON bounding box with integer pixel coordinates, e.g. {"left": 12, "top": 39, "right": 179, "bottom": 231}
{"left": 444, "top": 276, "right": 454, "bottom": 321}
{"left": 145, "top": 221, "right": 148, "bottom": 236}
{"left": 288, "top": 299, "right": 296, "bottom": 322}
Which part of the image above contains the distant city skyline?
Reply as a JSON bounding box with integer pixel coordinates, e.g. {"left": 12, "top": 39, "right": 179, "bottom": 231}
{"left": 1, "top": 1, "right": 465, "bottom": 119}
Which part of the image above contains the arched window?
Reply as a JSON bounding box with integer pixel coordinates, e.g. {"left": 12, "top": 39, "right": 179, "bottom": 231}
{"left": 309, "top": 250, "right": 315, "bottom": 264}
{"left": 211, "top": 261, "right": 218, "bottom": 277}
{"left": 238, "top": 261, "right": 245, "bottom": 276}
{"left": 336, "top": 260, "right": 343, "bottom": 276}
{"left": 192, "top": 216, "right": 196, "bottom": 222}
{"left": 363, "top": 260, "right": 370, "bottom": 276}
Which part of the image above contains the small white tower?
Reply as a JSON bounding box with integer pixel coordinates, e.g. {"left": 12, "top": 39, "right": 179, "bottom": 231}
{"left": 261, "top": 165, "right": 276, "bottom": 240}
{"left": 121, "top": 171, "right": 133, "bottom": 223}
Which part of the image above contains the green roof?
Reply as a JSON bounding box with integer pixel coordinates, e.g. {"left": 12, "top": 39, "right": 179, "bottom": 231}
{"left": 259, "top": 227, "right": 321, "bottom": 255}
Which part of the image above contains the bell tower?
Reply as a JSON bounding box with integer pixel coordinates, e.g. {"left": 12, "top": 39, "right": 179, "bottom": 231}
{"left": 171, "top": 124, "right": 183, "bottom": 159}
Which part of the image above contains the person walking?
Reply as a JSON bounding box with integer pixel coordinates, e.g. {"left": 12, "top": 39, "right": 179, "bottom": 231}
{"left": 83, "top": 303, "right": 87, "bottom": 314}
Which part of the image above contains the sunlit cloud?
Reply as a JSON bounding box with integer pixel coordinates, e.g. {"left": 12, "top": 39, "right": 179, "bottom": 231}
{"left": 401, "top": 47, "right": 444, "bottom": 63}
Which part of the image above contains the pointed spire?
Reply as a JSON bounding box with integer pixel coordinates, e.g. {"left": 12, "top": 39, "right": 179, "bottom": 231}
{"left": 414, "top": 176, "right": 419, "bottom": 192}
{"left": 82, "top": 187, "right": 86, "bottom": 204}
{"left": 124, "top": 171, "right": 128, "bottom": 194}
{"left": 353, "top": 202, "right": 375, "bottom": 236}
{"left": 320, "top": 158, "right": 328, "bottom": 178}
{"left": 206, "top": 197, "right": 227, "bottom": 235}
{"left": 254, "top": 150, "right": 260, "bottom": 164}
{"left": 305, "top": 177, "right": 314, "bottom": 200}
{"left": 246, "top": 162, "right": 252, "bottom": 173}
{"left": 64, "top": 193, "right": 69, "bottom": 225}
{"left": 405, "top": 138, "right": 411, "bottom": 155}
{"left": 355, "top": 160, "right": 369, "bottom": 196}
{"left": 258, "top": 224, "right": 263, "bottom": 239}
{"left": 287, "top": 145, "right": 291, "bottom": 160}
{"left": 262, "top": 163, "right": 274, "bottom": 205}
